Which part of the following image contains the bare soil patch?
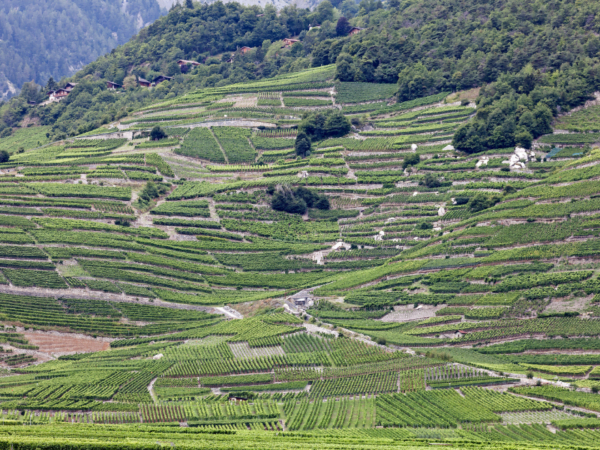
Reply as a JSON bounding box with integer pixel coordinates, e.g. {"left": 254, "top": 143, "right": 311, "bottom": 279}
{"left": 23, "top": 331, "right": 110, "bottom": 356}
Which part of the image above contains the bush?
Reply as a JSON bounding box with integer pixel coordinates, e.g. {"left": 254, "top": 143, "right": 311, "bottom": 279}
{"left": 137, "top": 181, "right": 169, "bottom": 208}
{"left": 503, "top": 185, "right": 517, "bottom": 195}
{"left": 402, "top": 153, "right": 420, "bottom": 169}
{"left": 469, "top": 193, "right": 501, "bottom": 212}
{"left": 150, "top": 126, "right": 167, "bottom": 141}
{"left": 0, "top": 150, "right": 9, "bottom": 163}
{"left": 315, "top": 196, "right": 330, "bottom": 210}
{"left": 298, "top": 110, "right": 351, "bottom": 140}
{"left": 420, "top": 174, "right": 442, "bottom": 188}
{"left": 270, "top": 185, "right": 330, "bottom": 215}
{"left": 271, "top": 186, "right": 307, "bottom": 215}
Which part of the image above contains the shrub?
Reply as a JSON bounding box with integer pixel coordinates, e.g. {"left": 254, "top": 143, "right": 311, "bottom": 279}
{"left": 402, "top": 153, "right": 420, "bottom": 169}
{"left": 150, "top": 126, "right": 167, "bottom": 140}
{"left": 137, "top": 181, "right": 169, "bottom": 208}
{"left": 270, "top": 185, "right": 329, "bottom": 215}
{"left": 469, "top": 193, "right": 501, "bottom": 212}
{"left": 0, "top": 150, "right": 9, "bottom": 163}
{"left": 298, "top": 110, "right": 351, "bottom": 140}
{"left": 421, "top": 174, "right": 442, "bottom": 188}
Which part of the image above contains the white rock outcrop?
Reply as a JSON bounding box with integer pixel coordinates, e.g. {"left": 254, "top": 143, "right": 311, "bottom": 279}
{"left": 475, "top": 157, "right": 489, "bottom": 168}
{"left": 509, "top": 147, "right": 535, "bottom": 169}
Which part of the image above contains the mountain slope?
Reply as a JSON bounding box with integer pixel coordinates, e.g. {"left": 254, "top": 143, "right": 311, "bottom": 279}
{"left": 0, "top": 0, "right": 596, "bottom": 446}
{"left": 0, "top": 71, "right": 598, "bottom": 444}
{"left": 3, "top": 0, "right": 600, "bottom": 148}
{"left": 0, "top": 0, "right": 165, "bottom": 99}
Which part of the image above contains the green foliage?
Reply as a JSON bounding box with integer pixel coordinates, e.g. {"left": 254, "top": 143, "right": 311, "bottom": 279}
{"left": 137, "top": 182, "right": 170, "bottom": 209}
{"left": 336, "top": 82, "right": 398, "bottom": 104}
{"left": 298, "top": 110, "right": 351, "bottom": 140}
{"left": 295, "top": 132, "right": 312, "bottom": 157}
{"left": 270, "top": 185, "right": 329, "bottom": 215}
{"left": 150, "top": 126, "right": 167, "bottom": 141}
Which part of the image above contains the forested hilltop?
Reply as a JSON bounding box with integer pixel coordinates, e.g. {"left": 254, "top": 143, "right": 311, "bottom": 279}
{"left": 3, "top": 0, "right": 600, "bottom": 144}
{"left": 0, "top": 0, "right": 165, "bottom": 100}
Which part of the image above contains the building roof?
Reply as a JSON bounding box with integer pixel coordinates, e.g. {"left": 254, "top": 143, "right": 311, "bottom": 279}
{"left": 289, "top": 290, "right": 312, "bottom": 299}
{"left": 177, "top": 59, "right": 201, "bottom": 65}
{"left": 107, "top": 81, "right": 122, "bottom": 87}
{"left": 138, "top": 78, "right": 151, "bottom": 84}
{"left": 154, "top": 75, "right": 173, "bottom": 82}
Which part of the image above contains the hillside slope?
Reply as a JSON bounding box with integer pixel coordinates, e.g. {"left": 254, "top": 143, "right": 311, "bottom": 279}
{"left": 0, "top": 67, "right": 596, "bottom": 445}
{"left": 0, "top": 0, "right": 600, "bottom": 447}
{"left": 3, "top": 0, "right": 600, "bottom": 145}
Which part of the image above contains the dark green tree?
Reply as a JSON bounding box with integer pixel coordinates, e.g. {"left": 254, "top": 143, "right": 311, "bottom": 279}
{"left": 336, "top": 17, "right": 351, "bottom": 36}
{"left": 335, "top": 53, "right": 355, "bottom": 82}
{"left": 324, "top": 112, "right": 351, "bottom": 137}
{"left": 295, "top": 132, "right": 312, "bottom": 157}
{"left": 402, "top": 153, "right": 420, "bottom": 169}
{"left": 469, "top": 194, "right": 501, "bottom": 212}
{"left": 150, "top": 126, "right": 167, "bottom": 140}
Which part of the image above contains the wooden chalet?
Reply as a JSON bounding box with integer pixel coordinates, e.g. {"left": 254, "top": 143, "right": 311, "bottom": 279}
{"left": 282, "top": 38, "right": 300, "bottom": 48}
{"left": 51, "top": 89, "right": 69, "bottom": 99}
{"left": 239, "top": 46, "right": 252, "bottom": 54}
{"left": 153, "top": 75, "right": 173, "bottom": 85}
{"left": 46, "top": 82, "right": 78, "bottom": 101}
{"left": 106, "top": 81, "right": 122, "bottom": 90}
{"left": 138, "top": 78, "right": 152, "bottom": 88}
{"left": 349, "top": 27, "right": 365, "bottom": 36}
{"left": 177, "top": 59, "right": 201, "bottom": 67}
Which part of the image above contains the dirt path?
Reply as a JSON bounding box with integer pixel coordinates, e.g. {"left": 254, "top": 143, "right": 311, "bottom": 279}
{"left": 148, "top": 377, "right": 158, "bottom": 404}
{"left": 510, "top": 392, "right": 600, "bottom": 418}
{"left": 210, "top": 128, "right": 229, "bottom": 164}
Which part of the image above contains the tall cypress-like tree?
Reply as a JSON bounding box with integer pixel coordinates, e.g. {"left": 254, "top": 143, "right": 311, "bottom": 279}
{"left": 295, "top": 132, "right": 312, "bottom": 158}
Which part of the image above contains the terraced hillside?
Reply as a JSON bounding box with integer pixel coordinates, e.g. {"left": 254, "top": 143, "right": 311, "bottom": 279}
{"left": 1, "top": 67, "right": 600, "bottom": 449}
